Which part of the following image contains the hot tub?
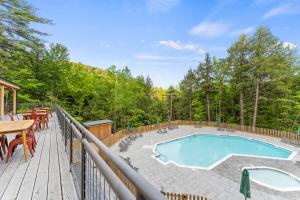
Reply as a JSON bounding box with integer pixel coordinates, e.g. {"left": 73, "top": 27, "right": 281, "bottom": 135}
{"left": 245, "top": 166, "right": 300, "bottom": 192}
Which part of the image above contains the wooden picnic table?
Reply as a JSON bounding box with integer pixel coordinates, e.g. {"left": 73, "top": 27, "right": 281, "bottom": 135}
{"left": 0, "top": 120, "right": 34, "bottom": 161}
{"left": 21, "top": 112, "right": 48, "bottom": 129}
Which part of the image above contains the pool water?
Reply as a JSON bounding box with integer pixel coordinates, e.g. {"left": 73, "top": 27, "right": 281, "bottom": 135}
{"left": 248, "top": 167, "right": 300, "bottom": 191}
{"left": 154, "top": 134, "right": 292, "bottom": 169}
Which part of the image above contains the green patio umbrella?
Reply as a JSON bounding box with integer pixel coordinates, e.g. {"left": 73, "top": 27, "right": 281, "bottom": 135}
{"left": 297, "top": 126, "right": 300, "bottom": 136}
{"left": 240, "top": 169, "right": 251, "bottom": 200}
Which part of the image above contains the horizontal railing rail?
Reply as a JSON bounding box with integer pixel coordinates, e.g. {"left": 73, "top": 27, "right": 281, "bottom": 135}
{"left": 56, "top": 105, "right": 166, "bottom": 200}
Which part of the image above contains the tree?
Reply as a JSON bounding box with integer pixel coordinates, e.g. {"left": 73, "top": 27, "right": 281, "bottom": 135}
{"left": 248, "top": 26, "right": 294, "bottom": 130}
{"left": 214, "top": 58, "right": 229, "bottom": 123}
{"left": 0, "top": 0, "right": 51, "bottom": 58}
{"left": 179, "top": 69, "right": 196, "bottom": 119}
{"left": 42, "top": 43, "right": 69, "bottom": 100}
{"left": 195, "top": 53, "right": 215, "bottom": 122}
{"left": 227, "top": 34, "right": 250, "bottom": 128}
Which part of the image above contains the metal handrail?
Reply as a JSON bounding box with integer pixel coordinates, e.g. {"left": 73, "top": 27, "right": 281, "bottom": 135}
{"left": 155, "top": 152, "right": 168, "bottom": 162}
{"left": 82, "top": 139, "right": 135, "bottom": 200}
{"left": 56, "top": 105, "right": 166, "bottom": 200}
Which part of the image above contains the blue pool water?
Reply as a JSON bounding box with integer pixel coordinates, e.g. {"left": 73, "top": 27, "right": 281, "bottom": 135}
{"left": 154, "top": 134, "right": 292, "bottom": 169}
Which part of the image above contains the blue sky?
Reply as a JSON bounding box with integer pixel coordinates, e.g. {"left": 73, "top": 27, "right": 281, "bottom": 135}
{"left": 30, "top": 0, "right": 300, "bottom": 88}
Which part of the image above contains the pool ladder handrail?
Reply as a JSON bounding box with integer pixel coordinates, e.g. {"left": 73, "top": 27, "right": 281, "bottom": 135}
{"left": 155, "top": 152, "right": 168, "bottom": 161}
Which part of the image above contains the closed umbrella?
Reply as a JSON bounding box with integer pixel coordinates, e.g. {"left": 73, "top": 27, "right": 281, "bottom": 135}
{"left": 240, "top": 169, "right": 251, "bottom": 200}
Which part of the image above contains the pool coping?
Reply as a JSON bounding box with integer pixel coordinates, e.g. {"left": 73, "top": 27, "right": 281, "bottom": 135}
{"left": 243, "top": 166, "right": 300, "bottom": 192}
{"left": 151, "top": 132, "right": 298, "bottom": 170}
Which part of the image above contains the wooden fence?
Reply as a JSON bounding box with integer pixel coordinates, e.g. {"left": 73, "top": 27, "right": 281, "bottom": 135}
{"left": 102, "top": 120, "right": 300, "bottom": 147}
{"left": 162, "top": 192, "right": 209, "bottom": 200}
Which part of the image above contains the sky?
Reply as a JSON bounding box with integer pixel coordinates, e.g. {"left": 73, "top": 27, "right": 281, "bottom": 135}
{"left": 29, "top": 0, "right": 300, "bottom": 88}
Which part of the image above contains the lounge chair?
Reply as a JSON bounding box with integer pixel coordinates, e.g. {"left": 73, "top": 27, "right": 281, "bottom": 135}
{"left": 120, "top": 156, "right": 130, "bottom": 163}
{"left": 119, "top": 140, "right": 130, "bottom": 152}
{"left": 281, "top": 135, "right": 300, "bottom": 147}
{"left": 132, "top": 166, "right": 139, "bottom": 171}
{"left": 194, "top": 125, "right": 202, "bottom": 128}
{"left": 124, "top": 137, "right": 132, "bottom": 144}
{"left": 157, "top": 128, "right": 168, "bottom": 134}
{"left": 217, "top": 126, "right": 225, "bottom": 131}
{"left": 128, "top": 161, "right": 139, "bottom": 171}
{"left": 128, "top": 134, "right": 137, "bottom": 141}
{"left": 226, "top": 128, "right": 235, "bottom": 132}
{"left": 120, "top": 156, "right": 139, "bottom": 171}
{"left": 119, "top": 143, "right": 128, "bottom": 152}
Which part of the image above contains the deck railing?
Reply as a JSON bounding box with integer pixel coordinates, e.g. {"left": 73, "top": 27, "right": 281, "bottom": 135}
{"left": 162, "top": 192, "right": 209, "bottom": 200}
{"left": 56, "top": 105, "right": 166, "bottom": 200}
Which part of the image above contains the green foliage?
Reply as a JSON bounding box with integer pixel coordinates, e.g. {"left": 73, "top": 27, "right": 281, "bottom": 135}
{"left": 0, "top": 0, "right": 51, "bottom": 57}
{"left": 177, "top": 26, "right": 299, "bottom": 131}
{"left": 1, "top": 0, "right": 299, "bottom": 133}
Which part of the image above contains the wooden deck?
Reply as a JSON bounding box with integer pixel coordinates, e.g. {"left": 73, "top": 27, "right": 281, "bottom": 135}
{"left": 0, "top": 114, "right": 78, "bottom": 200}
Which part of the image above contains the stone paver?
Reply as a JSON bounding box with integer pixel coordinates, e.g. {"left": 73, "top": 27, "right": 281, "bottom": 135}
{"left": 111, "top": 126, "right": 300, "bottom": 200}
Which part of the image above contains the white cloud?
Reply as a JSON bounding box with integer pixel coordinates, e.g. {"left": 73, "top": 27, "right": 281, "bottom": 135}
{"left": 159, "top": 40, "right": 205, "bottom": 54}
{"left": 100, "top": 42, "right": 112, "bottom": 48}
{"left": 159, "top": 40, "right": 195, "bottom": 51}
{"left": 146, "top": 0, "right": 179, "bottom": 12}
{"left": 196, "top": 49, "right": 206, "bottom": 54}
{"left": 134, "top": 53, "right": 199, "bottom": 61}
{"left": 189, "top": 21, "right": 229, "bottom": 38}
{"left": 230, "top": 26, "right": 254, "bottom": 36}
{"left": 135, "top": 54, "right": 162, "bottom": 60}
{"left": 263, "top": 4, "right": 297, "bottom": 19}
{"left": 282, "top": 42, "right": 297, "bottom": 50}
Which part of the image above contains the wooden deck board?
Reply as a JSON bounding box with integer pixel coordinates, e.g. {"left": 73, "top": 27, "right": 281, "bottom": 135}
{"left": 55, "top": 117, "right": 79, "bottom": 200}
{"left": 47, "top": 117, "right": 62, "bottom": 200}
{"left": 31, "top": 117, "right": 51, "bottom": 200}
{"left": 0, "top": 136, "right": 26, "bottom": 198}
{"left": 16, "top": 121, "right": 48, "bottom": 200}
{"left": 0, "top": 114, "right": 78, "bottom": 200}
{"left": 1, "top": 125, "right": 44, "bottom": 200}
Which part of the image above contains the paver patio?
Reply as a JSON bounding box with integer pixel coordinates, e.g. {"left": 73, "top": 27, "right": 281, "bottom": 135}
{"left": 112, "top": 126, "right": 300, "bottom": 200}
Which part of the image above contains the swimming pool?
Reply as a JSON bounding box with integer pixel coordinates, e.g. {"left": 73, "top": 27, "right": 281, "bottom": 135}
{"left": 246, "top": 167, "right": 300, "bottom": 191}
{"left": 154, "top": 134, "right": 294, "bottom": 169}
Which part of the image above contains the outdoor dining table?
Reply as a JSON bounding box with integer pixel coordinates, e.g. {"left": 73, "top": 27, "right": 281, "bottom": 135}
{"left": 21, "top": 111, "right": 48, "bottom": 129}
{"left": 0, "top": 120, "right": 34, "bottom": 161}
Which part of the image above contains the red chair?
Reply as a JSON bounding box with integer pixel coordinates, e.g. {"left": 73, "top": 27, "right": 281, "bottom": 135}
{"left": 0, "top": 148, "right": 3, "bottom": 160}
{"left": 6, "top": 129, "right": 35, "bottom": 162}
{"left": 44, "top": 113, "right": 49, "bottom": 128}
{"left": 0, "top": 135, "right": 8, "bottom": 154}
{"left": 27, "top": 111, "right": 41, "bottom": 131}
{"left": 14, "top": 124, "right": 37, "bottom": 149}
{"left": 15, "top": 111, "right": 40, "bottom": 142}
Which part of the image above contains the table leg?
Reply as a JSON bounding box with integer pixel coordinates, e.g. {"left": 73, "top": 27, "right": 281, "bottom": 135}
{"left": 22, "top": 130, "right": 28, "bottom": 161}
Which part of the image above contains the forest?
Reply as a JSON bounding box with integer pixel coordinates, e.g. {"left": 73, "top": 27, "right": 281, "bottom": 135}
{"left": 0, "top": 0, "right": 299, "bottom": 132}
